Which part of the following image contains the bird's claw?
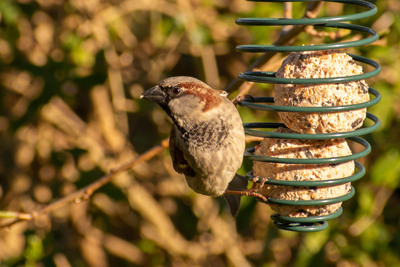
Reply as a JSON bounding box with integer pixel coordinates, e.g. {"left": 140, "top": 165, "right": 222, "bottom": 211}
{"left": 225, "top": 189, "right": 267, "bottom": 202}
{"left": 232, "top": 95, "right": 255, "bottom": 106}
{"left": 251, "top": 176, "right": 268, "bottom": 189}
{"left": 225, "top": 176, "right": 269, "bottom": 202}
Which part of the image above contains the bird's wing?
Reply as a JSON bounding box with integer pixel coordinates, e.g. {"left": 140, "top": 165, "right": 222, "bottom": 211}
{"left": 169, "top": 126, "right": 196, "bottom": 177}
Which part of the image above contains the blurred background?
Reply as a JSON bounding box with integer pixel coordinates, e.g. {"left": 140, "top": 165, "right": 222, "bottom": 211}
{"left": 0, "top": 0, "right": 399, "bottom": 266}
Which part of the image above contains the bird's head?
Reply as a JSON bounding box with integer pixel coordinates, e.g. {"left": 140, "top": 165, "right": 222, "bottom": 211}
{"left": 141, "top": 76, "right": 229, "bottom": 121}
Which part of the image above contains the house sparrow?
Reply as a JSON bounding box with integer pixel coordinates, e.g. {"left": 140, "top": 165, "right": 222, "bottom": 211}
{"left": 141, "top": 76, "right": 249, "bottom": 216}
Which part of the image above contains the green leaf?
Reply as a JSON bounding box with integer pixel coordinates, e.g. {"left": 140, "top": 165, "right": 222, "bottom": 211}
{"left": 24, "top": 235, "right": 44, "bottom": 266}
{"left": 370, "top": 148, "right": 400, "bottom": 188}
{"left": 0, "top": 0, "right": 20, "bottom": 25}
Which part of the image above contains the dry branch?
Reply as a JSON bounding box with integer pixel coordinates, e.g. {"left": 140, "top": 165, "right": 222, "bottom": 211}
{"left": 0, "top": 1, "right": 325, "bottom": 232}
{"left": 0, "top": 138, "right": 169, "bottom": 229}
{"left": 224, "top": 1, "right": 324, "bottom": 94}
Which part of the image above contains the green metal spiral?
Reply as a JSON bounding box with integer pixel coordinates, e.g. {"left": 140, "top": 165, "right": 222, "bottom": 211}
{"left": 237, "top": 0, "right": 381, "bottom": 232}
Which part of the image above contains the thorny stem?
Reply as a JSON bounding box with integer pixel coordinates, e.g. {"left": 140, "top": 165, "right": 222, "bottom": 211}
{"left": 0, "top": 2, "right": 325, "bottom": 229}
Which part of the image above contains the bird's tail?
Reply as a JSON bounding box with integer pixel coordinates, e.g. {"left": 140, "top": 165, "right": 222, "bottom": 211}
{"left": 224, "top": 174, "right": 249, "bottom": 217}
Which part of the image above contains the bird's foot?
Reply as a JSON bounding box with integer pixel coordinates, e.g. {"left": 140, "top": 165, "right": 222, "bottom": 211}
{"left": 232, "top": 95, "right": 255, "bottom": 106}
{"left": 225, "top": 177, "right": 268, "bottom": 202}
{"left": 251, "top": 176, "right": 269, "bottom": 189}
{"left": 225, "top": 189, "right": 267, "bottom": 202}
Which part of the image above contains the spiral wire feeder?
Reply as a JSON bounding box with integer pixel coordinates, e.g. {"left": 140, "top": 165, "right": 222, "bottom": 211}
{"left": 236, "top": 0, "right": 381, "bottom": 231}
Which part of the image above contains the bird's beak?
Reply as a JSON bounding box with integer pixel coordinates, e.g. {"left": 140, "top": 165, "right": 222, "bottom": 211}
{"left": 140, "top": 85, "right": 166, "bottom": 104}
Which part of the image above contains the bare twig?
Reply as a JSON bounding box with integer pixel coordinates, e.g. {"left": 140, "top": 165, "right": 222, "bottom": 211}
{"left": 282, "top": 2, "right": 293, "bottom": 34}
{"left": 0, "top": 138, "right": 170, "bottom": 229}
{"left": 224, "top": 1, "right": 324, "bottom": 94}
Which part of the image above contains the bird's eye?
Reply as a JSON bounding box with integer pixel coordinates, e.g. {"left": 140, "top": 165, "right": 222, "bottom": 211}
{"left": 172, "top": 87, "right": 181, "bottom": 95}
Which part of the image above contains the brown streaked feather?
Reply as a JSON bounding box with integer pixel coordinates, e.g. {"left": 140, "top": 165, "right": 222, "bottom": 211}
{"left": 178, "top": 82, "right": 222, "bottom": 112}
{"left": 169, "top": 126, "right": 196, "bottom": 177}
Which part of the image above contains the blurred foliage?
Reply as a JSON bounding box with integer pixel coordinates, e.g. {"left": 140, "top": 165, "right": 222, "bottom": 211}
{"left": 0, "top": 0, "right": 399, "bottom": 266}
